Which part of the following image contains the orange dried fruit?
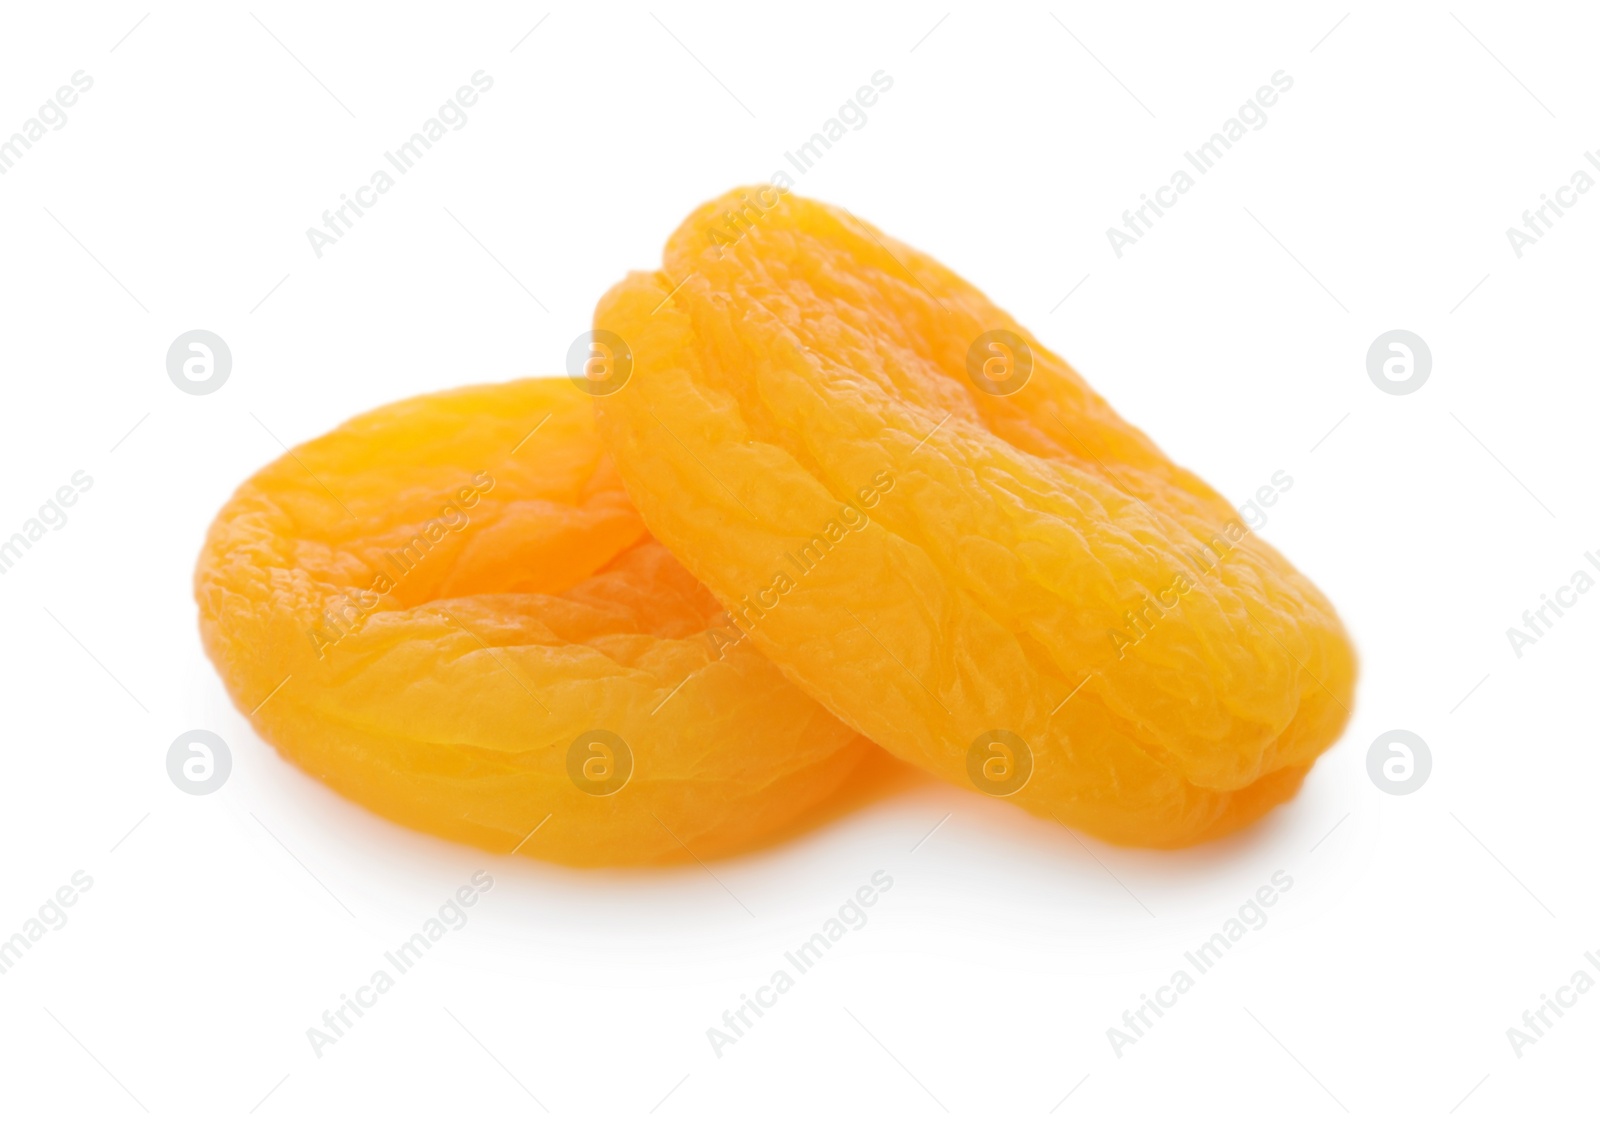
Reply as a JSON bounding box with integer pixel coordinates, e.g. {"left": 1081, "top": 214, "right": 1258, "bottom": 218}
{"left": 194, "top": 377, "right": 874, "bottom": 865}
{"left": 593, "top": 187, "right": 1357, "bottom": 847}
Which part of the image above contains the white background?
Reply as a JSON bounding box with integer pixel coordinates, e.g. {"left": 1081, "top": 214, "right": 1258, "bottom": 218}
{"left": 0, "top": 2, "right": 1595, "bottom": 1123}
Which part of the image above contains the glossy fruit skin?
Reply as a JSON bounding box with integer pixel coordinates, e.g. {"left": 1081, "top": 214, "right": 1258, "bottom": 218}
{"left": 593, "top": 187, "right": 1357, "bottom": 848}
{"left": 195, "top": 378, "right": 871, "bottom": 865}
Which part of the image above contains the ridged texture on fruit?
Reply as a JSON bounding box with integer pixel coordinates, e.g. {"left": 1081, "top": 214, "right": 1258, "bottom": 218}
{"left": 195, "top": 378, "right": 870, "bottom": 865}
{"left": 594, "top": 188, "right": 1357, "bottom": 847}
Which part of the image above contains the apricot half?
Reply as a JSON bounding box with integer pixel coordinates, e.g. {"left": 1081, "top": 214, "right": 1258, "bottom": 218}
{"left": 593, "top": 187, "right": 1357, "bottom": 847}
{"left": 195, "top": 378, "right": 872, "bottom": 865}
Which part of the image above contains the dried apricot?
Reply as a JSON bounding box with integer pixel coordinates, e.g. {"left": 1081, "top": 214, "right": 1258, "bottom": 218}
{"left": 194, "top": 378, "right": 873, "bottom": 865}
{"left": 593, "top": 187, "right": 1357, "bottom": 847}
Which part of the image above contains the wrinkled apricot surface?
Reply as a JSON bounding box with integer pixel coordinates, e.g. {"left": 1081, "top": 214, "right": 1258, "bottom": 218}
{"left": 195, "top": 378, "right": 873, "bottom": 865}
{"left": 594, "top": 188, "right": 1357, "bottom": 847}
